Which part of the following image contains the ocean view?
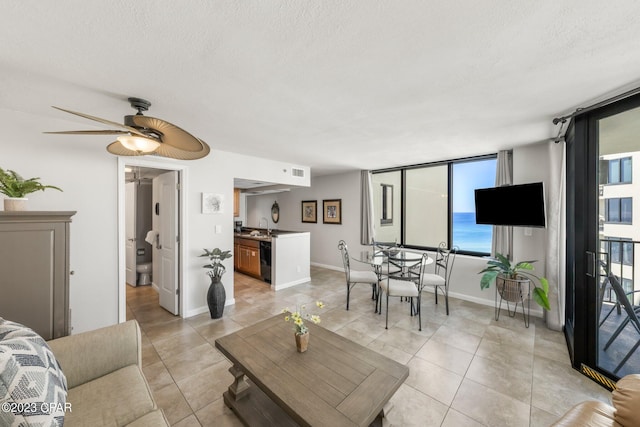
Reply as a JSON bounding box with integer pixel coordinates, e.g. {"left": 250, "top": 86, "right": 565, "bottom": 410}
{"left": 453, "top": 212, "right": 492, "bottom": 253}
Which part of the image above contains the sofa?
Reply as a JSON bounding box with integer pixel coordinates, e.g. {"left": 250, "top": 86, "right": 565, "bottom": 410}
{"left": 1, "top": 318, "right": 169, "bottom": 426}
{"left": 552, "top": 374, "right": 640, "bottom": 427}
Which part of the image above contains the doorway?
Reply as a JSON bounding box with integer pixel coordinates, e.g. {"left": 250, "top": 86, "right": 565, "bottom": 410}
{"left": 118, "top": 158, "right": 188, "bottom": 323}
{"left": 566, "top": 93, "right": 640, "bottom": 387}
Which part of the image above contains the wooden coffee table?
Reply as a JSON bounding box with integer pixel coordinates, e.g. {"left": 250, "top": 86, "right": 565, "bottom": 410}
{"left": 215, "top": 315, "right": 409, "bottom": 427}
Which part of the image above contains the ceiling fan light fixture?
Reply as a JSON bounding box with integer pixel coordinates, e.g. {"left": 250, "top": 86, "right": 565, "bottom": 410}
{"left": 116, "top": 135, "right": 160, "bottom": 153}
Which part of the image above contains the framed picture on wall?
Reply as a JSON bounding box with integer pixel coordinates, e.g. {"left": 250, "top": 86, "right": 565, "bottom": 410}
{"left": 202, "top": 193, "right": 223, "bottom": 214}
{"left": 323, "top": 199, "right": 342, "bottom": 224}
{"left": 301, "top": 200, "right": 317, "bottom": 223}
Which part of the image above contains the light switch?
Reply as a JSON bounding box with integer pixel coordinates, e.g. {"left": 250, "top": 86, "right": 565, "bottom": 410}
{"left": 524, "top": 227, "right": 532, "bottom": 236}
{"left": 215, "top": 225, "right": 222, "bottom": 234}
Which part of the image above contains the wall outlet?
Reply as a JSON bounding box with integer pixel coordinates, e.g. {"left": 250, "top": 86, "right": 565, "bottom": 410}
{"left": 524, "top": 227, "right": 532, "bottom": 236}
{"left": 296, "top": 266, "right": 301, "bottom": 273}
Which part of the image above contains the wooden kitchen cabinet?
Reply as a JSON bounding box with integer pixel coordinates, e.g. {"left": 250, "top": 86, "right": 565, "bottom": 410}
{"left": 233, "top": 188, "right": 240, "bottom": 217}
{"left": 234, "top": 238, "right": 261, "bottom": 279}
{"left": 0, "top": 211, "right": 76, "bottom": 340}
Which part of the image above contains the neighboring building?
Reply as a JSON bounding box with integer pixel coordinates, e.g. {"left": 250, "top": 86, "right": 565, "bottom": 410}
{"left": 600, "top": 152, "right": 639, "bottom": 304}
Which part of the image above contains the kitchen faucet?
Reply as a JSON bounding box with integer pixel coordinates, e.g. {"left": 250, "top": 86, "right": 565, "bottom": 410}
{"left": 259, "top": 217, "right": 271, "bottom": 234}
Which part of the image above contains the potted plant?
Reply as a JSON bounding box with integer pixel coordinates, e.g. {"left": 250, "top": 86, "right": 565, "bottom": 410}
{"left": 281, "top": 301, "right": 324, "bottom": 352}
{"left": 200, "top": 248, "right": 232, "bottom": 319}
{"left": 0, "top": 167, "right": 62, "bottom": 211}
{"left": 479, "top": 253, "right": 550, "bottom": 311}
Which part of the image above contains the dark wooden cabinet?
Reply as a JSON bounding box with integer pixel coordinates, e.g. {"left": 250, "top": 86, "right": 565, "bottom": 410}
{"left": 234, "top": 238, "right": 261, "bottom": 279}
{"left": 0, "top": 211, "right": 75, "bottom": 340}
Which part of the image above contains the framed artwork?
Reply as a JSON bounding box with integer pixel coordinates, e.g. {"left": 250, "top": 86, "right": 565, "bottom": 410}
{"left": 202, "top": 193, "right": 223, "bottom": 214}
{"left": 301, "top": 200, "right": 317, "bottom": 223}
{"left": 323, "top": 199, "right": 342, "bottom": 224}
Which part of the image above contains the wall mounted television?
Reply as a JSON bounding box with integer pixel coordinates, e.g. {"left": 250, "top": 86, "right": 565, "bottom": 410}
{"left": 474, "top": 182, "right": 546, "bottom": 227}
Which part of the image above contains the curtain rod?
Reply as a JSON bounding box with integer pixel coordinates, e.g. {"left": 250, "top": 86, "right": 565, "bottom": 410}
{"left": 552, "top": 86, "right": 640, "bottom": 124}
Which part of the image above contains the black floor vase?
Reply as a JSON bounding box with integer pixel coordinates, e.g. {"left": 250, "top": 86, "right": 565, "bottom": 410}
{"left": 207, "top": 276, "right": 226, "bottom": 319}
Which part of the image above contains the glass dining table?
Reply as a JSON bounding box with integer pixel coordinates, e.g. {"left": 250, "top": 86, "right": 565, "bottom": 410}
{"left": 354, "top": 248, "right": 433, "bottom": 313}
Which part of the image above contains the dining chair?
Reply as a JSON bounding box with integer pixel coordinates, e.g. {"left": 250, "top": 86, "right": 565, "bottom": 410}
{"left": 337, "top": 240, "right": 379, "bottom": 311}
{"left": 370, "top": 240, "right": 401, "bottom": 296}
{"left": 601, "top": 269, "right": 640, "bottom": 374}
{"left": 379, "top": 251, "right": 429, "bottom": 330}
{"left": 421, "top": 242, "right": 458, "bottom": 315}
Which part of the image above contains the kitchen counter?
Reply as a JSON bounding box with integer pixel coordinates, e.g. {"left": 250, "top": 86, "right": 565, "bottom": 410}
{"left": 233, "top": 228, "right": 304, "bottom": 241}
{"left": 234, "top": 228, "right": 310, "bottom": 291}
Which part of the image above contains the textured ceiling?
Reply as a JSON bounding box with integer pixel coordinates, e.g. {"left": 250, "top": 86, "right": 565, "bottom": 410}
{"left": 2, "top": 1, "right": 640, "bottom": 176}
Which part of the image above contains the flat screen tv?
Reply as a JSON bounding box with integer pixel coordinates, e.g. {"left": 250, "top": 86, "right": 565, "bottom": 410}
{"left": 474, "top": 182, "right": 546, "bottom": 227}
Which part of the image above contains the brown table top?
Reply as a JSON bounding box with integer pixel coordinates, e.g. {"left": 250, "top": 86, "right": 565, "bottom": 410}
{"left": 215, "top": 314, "right": 409, "bottom": 427}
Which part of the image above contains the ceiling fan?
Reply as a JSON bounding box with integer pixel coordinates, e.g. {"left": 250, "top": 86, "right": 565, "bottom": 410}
{"left": 46, "top": 97, "right": 210, "bottom": 160}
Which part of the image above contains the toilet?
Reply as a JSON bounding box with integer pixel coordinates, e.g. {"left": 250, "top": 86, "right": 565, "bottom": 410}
{"left": 136, "top": 262, "right": 152, "bottom": 286}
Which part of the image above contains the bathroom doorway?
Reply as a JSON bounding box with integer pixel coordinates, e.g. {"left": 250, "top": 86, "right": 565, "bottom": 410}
{"left": 118, "top": 158, "right": 187, "bottom": 321}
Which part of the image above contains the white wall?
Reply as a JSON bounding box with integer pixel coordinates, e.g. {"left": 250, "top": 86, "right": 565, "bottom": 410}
{"left": 0, "top": 109, "right": 310, "bottom": 332}
{"left": 246, "top": 171, "right": 363, "bottom": 268}
{"left": 512, "top": 142, "right": 551, "bottom": 280}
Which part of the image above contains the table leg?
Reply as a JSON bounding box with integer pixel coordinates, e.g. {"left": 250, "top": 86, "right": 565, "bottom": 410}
{"left": 227, "top": 365, "right": 250, "bottom": 401}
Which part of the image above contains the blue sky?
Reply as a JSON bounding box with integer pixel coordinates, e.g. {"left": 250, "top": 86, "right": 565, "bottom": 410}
{"left": 453, "top": 159, "right": 497, "bottom": 212}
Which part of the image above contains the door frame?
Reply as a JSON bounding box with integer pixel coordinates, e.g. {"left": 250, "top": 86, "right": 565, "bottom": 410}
{"left": 117, "top": 157, "right": 189, "bottom": 322}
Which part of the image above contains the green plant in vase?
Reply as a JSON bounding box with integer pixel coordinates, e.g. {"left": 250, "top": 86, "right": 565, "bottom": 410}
{"left": 0, "top": 167, "right": 62, "bottom": 210}
{"left": 479, "top": 253, "right": 550, "bottom": 310}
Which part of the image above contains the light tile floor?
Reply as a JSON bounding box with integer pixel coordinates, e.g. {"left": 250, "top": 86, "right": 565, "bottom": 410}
{"left": 126, "top": 266, "right": 611, "bottom": 426}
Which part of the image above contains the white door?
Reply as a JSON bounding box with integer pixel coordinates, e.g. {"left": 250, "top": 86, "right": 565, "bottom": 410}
{"left": 153, "top": 171, "right": 179, "bottom": 314}
{"left": 125, "top": 182, "right": 137, "bottom": 286}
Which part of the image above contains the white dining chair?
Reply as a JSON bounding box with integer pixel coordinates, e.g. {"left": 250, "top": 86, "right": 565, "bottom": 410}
{"left": 338, "top": 240, "right": 379, "bottom": 311}
{"left": 421, "top": 242, "right": 458, "bottom": 315}
{"left": 380, "top": 251, "right": 429, "bottom": 330}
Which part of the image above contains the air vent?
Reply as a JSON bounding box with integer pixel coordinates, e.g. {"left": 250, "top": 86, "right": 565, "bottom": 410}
{"left": 291, "top": 168, "right": 305, "bottom": 178}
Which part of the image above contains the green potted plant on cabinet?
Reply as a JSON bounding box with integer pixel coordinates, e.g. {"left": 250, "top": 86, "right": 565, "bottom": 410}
{"left": 0, "top": 167, "right": 62, "bottom": 211}
{"left": 479, "top": 253, "right": 550, "bottom": 311}
{"left": 200, "top": 248, "right": 232, "bottom": 319}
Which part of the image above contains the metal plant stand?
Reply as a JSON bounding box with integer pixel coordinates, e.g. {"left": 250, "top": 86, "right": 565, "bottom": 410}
{"left": 495, "top": 275, "right": 531, "bottom": 328}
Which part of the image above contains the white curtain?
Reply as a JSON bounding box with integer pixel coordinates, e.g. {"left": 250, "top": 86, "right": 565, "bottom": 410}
{"left": 544, "top": 142, "right": 566, "bottom": 331}
{"left": 360, "top": 170, "right": 376, "bottom": 245}
{"left": 491, "top": 150, "right": 513, "bottom": 259}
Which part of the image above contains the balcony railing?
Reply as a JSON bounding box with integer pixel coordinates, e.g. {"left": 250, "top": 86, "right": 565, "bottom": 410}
{"left": 598, "top": 238, "right": 640, "bottom": 377}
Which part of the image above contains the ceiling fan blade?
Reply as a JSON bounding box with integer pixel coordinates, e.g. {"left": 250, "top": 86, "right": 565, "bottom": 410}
{"left": 44, "top": 130, "right": 130, "bottom": 135}
{"left": 130, "top": 116, "right": 204, "bottom": 152}
{"left": 154, "top": 138, "right": 210, "bottom": 160}
{"left": 52, "top": 106, "right": 148, "bottom": 138}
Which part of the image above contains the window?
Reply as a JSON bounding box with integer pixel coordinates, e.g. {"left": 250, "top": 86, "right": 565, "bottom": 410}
{"left": 603, "top": 237, "right": 633, "bottom": 266}
{"left": 452, "top": 160, "right": 497, "bottom": 253}
{"left": 373, "top": 155, "right": 497, "bottom": 255}
{"left": 405, "top": 165, "right": 449, "bottom": 248}
{"left": 605, "top": 197, "right": 632, "bottom": 223}
{"left": 606, "top": 157, "right": 632, "bottom": 184}
{"left": 372, "top": 171, "right": 401, "bottom": 244}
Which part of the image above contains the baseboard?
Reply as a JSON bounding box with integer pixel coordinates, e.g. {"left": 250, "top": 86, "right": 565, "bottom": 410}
{"left": 185, "top": 298, "right": 236, "bottom": 319}
{"left": 272, "top": 277, "right": 311, "bottom": 291}
{"left": 311, "top": 262, "right": 344, "bottom": 272}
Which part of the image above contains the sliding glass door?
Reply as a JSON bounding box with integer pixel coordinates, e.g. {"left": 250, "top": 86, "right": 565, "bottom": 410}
{"left": 566, "top": 93, "right": 640, "bottom": 387}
